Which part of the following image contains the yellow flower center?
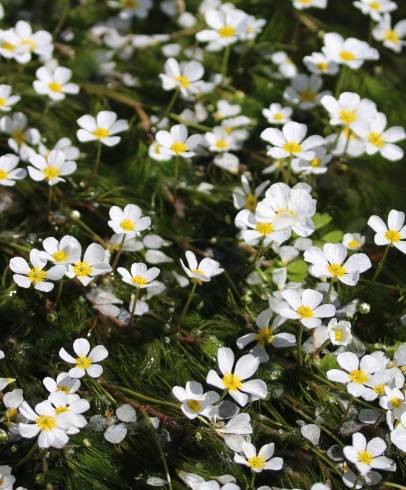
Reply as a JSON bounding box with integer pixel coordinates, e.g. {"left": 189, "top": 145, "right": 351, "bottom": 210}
{"left": 283, "top": 141, "right": 302, "bottom": 153}
{"left": 310, "top": 158, "right": 321, "bottom": 167}
{"left": 36, "top": 415, "right": 57, "bottom": 431}
{"left": 390, "top": 397, "right": 402, "bottom": 408}
{"left": 75, "top": 355, "right": 92, "bottom": 370}
{"left": 0, "top": 169, "right": 8, "bottom": 180}
{"left": 255, "top": 222, "right": 273, "bottom": 235}
{"left": 296, "top": 305, "right": 314, "bottom": 319}
{"left": 20, "top": 38, "right": 37, "bottom": 51}
{"left": 92, "top": 127, "right": 110, "bottom": 139}
{"left": 273, "top": 112, "right": 284, "bottom": 121}
{"left": 120, "top": 218, "right": 135, "bottom": 232}
{"left": 55, "top": 405, "right": 69, "bottom": 415}
{"left": 368, "top": 131, "right": 385, "bottom": 148}
{"left": 121, "top": 0, "right": 137, "bottom": 7}
{"left": 52, "top": 250, "right": 68, "bottom": 262}
{"left": 349, "top": 369, "right": 369, "bottom": 384}
{"left": 132, "top": 275, "right": 147, "bottom": 286}
{"left": 218, "top": 25, "right": 235, "bottom": 38}
{"left": 43, "top": 166, "right": 60, "bottom": 180}
{"left": 334, "top": 329, "right": 344, "bottom": 342}
{"left": 373, "top": 384, "right": 386, "bottom": 395}
{"left": 299, "top": 89, "right": 316, "bottom": 103}
{"left": 1, "top": 41, "right": 15, "bottom": 51}
{"left": 339, "top": 110, "right": 357, "bottom": 125}
{"left": 328, "top": 263, "right": 346, "bottom": 277}
{"left": 5, "top": 407, "right": 17, "bottom": 419}
{"left": 48, "top": 82, "right": 63, "bottom": 93}
{"left": 27, "top": 267, "right": 47, "bottom": 284}
{"left": 339, "top": 51, "right": 356, "bottom": 62}
{"left": 222, "top": 372, "right": 242, "bottom": 391}
{"left": 385, "top": 30, "right": 399, "bottom": 44}
{"left": 369, "top": 1, "right": 381, "bottom": 9}
{"left": 57, "top": 385, "right": 71, "bottom": 394}
{"left": 357, "top": 450, "right": 373, "bottom": 465}
{"left": 247, "top": 455, "right": 266, "bottom": 470}
{"left": 256, "top": 327, "right": 273, "bottom": 345}
{"left": 215, "top": 139, "right": 229, "bottom": 150}
{"left": 11, "top": 128, "right": 25, "bottom": 145}
{"left": 0, "top": 97, "right": 7, "bottom": 107}
{"left": 244, "top": 193, "right": 257, "bottom": 212}
{"left": 170, "top": 141, "right": 188, "bottom": 154}
{"left": 175, "top": 75, "right": 190, "bottom": 88}
{"left": 316, "top": 62, "right": 329, "bottom": 72}
{"left": 191, "top": 268, "right": 205, "bottom": 276}
{"left": 186, "top": 399, "right": 203, "bottom": 413}
{"left": 73, "top": 261, "right": 92, "bottom": 277}
{"left": 385, "top": 229, "right": 400, "bottom": 244}
{"left": 348, "top": 239, "right": 360, "bottom": 249}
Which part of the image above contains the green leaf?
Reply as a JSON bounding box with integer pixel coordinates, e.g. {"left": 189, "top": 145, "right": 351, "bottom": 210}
{"left": 287, "top": 259, "right": 308, "bottom": 282}
{"left": 322, "top": 230, "right": 344, "bottom": 243}
{"left": 313, "top": 213, "right": 332, "bottom": 230}
{"left": 320, "top": 353, "right": 339, "bottom": 373}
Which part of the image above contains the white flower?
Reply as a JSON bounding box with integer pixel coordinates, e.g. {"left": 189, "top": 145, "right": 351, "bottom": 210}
{"left": 292, "top": 0, "right": 327, "bottom": 9}
{"left": 59, "top": 338, "right": 108, "bottom": 378}
{"left": 3, "top": 388, "right": 24, "bottom": 423}
{"left": 353, "top": 0, "right": 397, "bottom": 21}
{"left": 0, "top": 84, "right": 20, "bottom": 112}
{"left": 47, "top": 391, "right": 89, "bottom": 435}
{"left": 327, "top": 127, "right": 366, "bottom": 157}
{"left": 390, "top": 424, "right": 406, "bottom": 452}
{"left": 304, "top": 243, "right": 371, "bottom": 286}
{"left": 239, "top": 15, "right": 266, "bottom": 41}
{"left": 327, "top": 352, "right": 386, "bottom": 400}
{"left": 77, "top": 111, "right": 129, "bottom": 146}
{"left": 368, "top": 209, "right": 406, "bottom": 254}
{"left": 206, "top": 347, "right": 267, "bottom": 406}
{"left": 303, "top": 52, "right": 339, "bottom": 75}
{"left": 172, "top": 382, "right": 220, "bottom": 419}
{"left": 235, "top": 203, "right": 291, "bottom": 247}
{"left": 0, "top": 466, "right": 16, "bottom": 489}
{"left": 327, "top": 318, "right": 352, "bottom": 346}
{"left": 108, "top": 204, "right": 151, "bottom": 236}
{"left": 273, "top": 288, "right": 336, "bottom": 329}
{"left": 28, "top": 150, "right": 76, "bottom": 185}
{"left": 237, "top": 308, "right": 295, "bottom": 362}
{"left": 0, "top": 112, "right": 40, "bottom": 161}
{"left": 13, "top": 21, "right": 53, "bottom": 62}
{"left": 148, "top": 141, "right": 171, "bottom": 161}
{"left": 262, "top": 103, "right": 293, "bottom": 126}
{"left": 284, "top": 74, "right": 330, "bottom": 110}
{"left": 156, "top": 124, "right": 201, "bottom": 158}
{"left": 39, "top": 137, "right": 80, "bottom": 162}
{"left": 234, "top": 441, "right": 283, "bottom": 473}
{"left": 271, "top": 51, "right": 298, "bottom": 79}
{"left": 111, "top": 0, "right": 153, "bottom": 19}
{"left": 232, "top": 174, "right": 269, "bottom": 211}
{"left": 322, "top": 33, "right": 379, "bottom": 69}
{"left": 213, "top": 152, "right": 240, "bottom": 174}
{"left": 343, "top": 432, "right": 396, "bottom": 475}
{"left": 10, "top": 249, "right": 64, "bottom": 292}
{"left": 0, "top": 153, "right": 26, "bottom": 186}
{"left": 379, "top": 386, "right": 405, "bottom": 422}
{"left": 321, "top": 92, "right": 377, "bottom": 129}
{"left": 0, "top": 377, "right": 15, "bottom": 391}
{"left": 39, "top": 235, "right": 81, "bottom": 267}
{"left": 117, "top": 263, "right": 160, "bottom": 288}
{"left": 43, "top": 373, "right": 81, "bottom": 398}
{"left": 18, "top": 400, "right": 69, "bottom": 448}
{"left": 66, "top": 243, "right": 112, "bottom": 286}
{"left": 292, "top": 146, "right": 332, "bottom": 175}
{"left": 261, "top": 121, "right": 325, "bottom": 160}
{"left": 205, "top": 126, "right": 239, "bottom": 153}
{"left": 343, "top": 233, "right": 365, "bottom": 251}
{"left": 352, "top": 113, "right": 405, "bottom": 161}
{"left": 373, "top": 14, "right": 406, "bottom": 52}
{"left": 262, "top": 182, "right": 317, "bottom": 237}
{"left": 103, "top": 404, "right": 137, "bottom": 444}
{"left": 33, "top": 65, "right": 79, "bottom": 101}
{"left": 180, "top": 251, "right": 223, "bottom": 284}
{"left": 159, "top": 58, "right": 204, "bottom": 97}
{"left": 196, "top": 8, "right": 246, "bottom": 51}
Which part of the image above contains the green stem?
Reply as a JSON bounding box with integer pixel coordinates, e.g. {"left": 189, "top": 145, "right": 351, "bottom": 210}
{"left": 173, "top": 155, "right": 180, "bottom": 201}
{"left": 251, "top": 237, "right": 265, "bottom": 269}
{"left": 383, "top": 483, "right": 406, "bottom": 490}
{"left": 90, "top": 141, "right": 102, "bottom": 186}
{"left": 372, "top": 245, "right": 390, "bottom": 282}
{"left": 140, "top": 409, "right": 173, "bottom": 490}
{"left": 55, "top": 278, "right": 64, "bottom": 306}
{"left": 325, "top": 279, "right": 335, "bottom": 303}
{"left": 129, "top": 287, "right": 140, "bottom": 328}
{"left": 342, "top": 395, "right": 355, "bottom": 423}
{"left": 221, "top": 44, "right": 231, "bottom": 81}
{"left": 249, "top": 472, "right": 256, "bottom": 490}
{"left": 176, "top": 282, "right": 197, "bottom": 331}
{"left": 297, "top": 323, "right": 304, "bottom": 366}
{"left": 106, "top": 383, "right": 179, "bottom": 408}
{"left": 158, "top": 88, "right": 179, "bottom": 126}
{"left": 111, "top": 234, "right": 126, "bottom": 270}
{"left": 335, "top": 65, "right": 348, "bottom": 97}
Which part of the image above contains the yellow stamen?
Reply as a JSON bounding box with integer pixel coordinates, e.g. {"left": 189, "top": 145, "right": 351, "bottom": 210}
{"left": 36, "top": 415, "right": 57, "bottom": 431}
{"left": 0, "top": 169, "right": 8, "bottom": 180}
{"left": 0, "top": 97, "right": 7, "bottom": 107}
{"left": 357, "top": 450, "right": 373, "bottom": 465}
{"left": 75, "top": 356, "right": 92, "bottom": 370}
{"left": 121, "top": 0, "right": 137, "bottom": 7}
{"left": 328, "top": 263, "right": 346, "bottom": 277}
{"left": 170, "top": 141, "right": 188, "bottom": 154}
{"left": 52, "top": 250, "right": 68, "bottom": 262}
{"left": 385, "top": 229, "right": 400, "bottom": 244}
{"left": 283, "top": 141, "right": 302, "bottom": 153}
{"left": 348, "top": 239, "right": 360, "bottom": 249}
{"left": 20, "top": 38, "right": 37, "bottom": 51}
{"left": 5, "top": 407, "right": 17, "bottom": 419}
{"left": 296, "top": 305, "right": 314, "bottom": 319}
{"left": 373, "top": 384, "right": 386, "bottom": 396}
{"left": 222, "top": 373, "right": 242, "bottom": 391}
{"left": 385, "top": 30, "right": 399, "bottom": 44}
{"left": 73, "top": 261, "right": 92, "bottom": 277}
{"left": 390, "top": 397, "right": 402, "bottom": 408}
{"left": 299, "top": 90, "right": 316, "bottom": 103}
{"left": 339, "top": 51, "right": 356, "bottom": 62}
{"left": 218, "top": 26, "right": 235, "bottom": 38}
{"left": 1, "top": 41, "right": 15, "bottom": 51}
{"left": 92, "top": 127, "right": 110, "bottom": 139}
{"left": 215, "top": 139, "right": 228, "bottom": 150}
{"left": 339, "top": 110, "right": 357, "bottom": 125}
{"left": 369, "top": 1, "right": 381, "bottom": 9}
{"left": 256, "top": 327, "right": 273, "bottom": 345}
{"left": 334, "top": 329, "right": 344, "bottom": 342}
{"left": 186, "top": 399, "right": 202, "bottom": 413}
{"left": 131, "top": 275, "right": 147, "bottom": 286}
{"left": 244, "top": 193, "right": 257, "bottom": 212}
{"left": 316, "top": 62, "right": 329, "bottom": 72}
{"left": 120, "top": 218, "right": 136, "bottom": 232}
{"left": 43, "top": 166, "right": 60, "bottom": 180}
{"left": 247, "top": 455, "right": 266, "bottom": 470}
{"left": 57, "top": 385, "right": 71, "bottom": 394}
{"left": 175, "top": 75, "right": 190, "bottom": 88}
{"left": 368, "top": 131, "right": 385, "bottom": 148}
{"left": 27, "top": 267, "right": 47, "bottom": 284}
{"left": 255, "top": 222, "right": 273, "bottom": 235}
{"left": 11, "top": 129, "right": 25, "bottom": 145}
{"left": 48, "top": 82, "right": 63, "bottom": 93}
{"left": 55, "top": 405, "right": 69, "bottom": 415}
{"left": 273, "top": 112, "right": 284, "bottom": 121}
{"left": 310, "top": 158, "right": 321, "bottom": 167}
{"left": 349, "top": 369, "right": 368, "bottom": 384}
